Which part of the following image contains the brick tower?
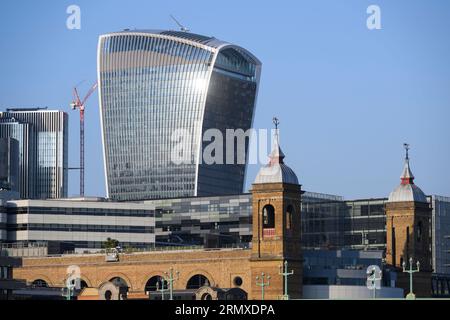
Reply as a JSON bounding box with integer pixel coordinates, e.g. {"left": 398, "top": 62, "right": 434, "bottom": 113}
{"left": 385, "top": 143, "right": 432, "bottom": 297}
{"left": 250, "top": 118, "right": 303, "bottom": 299}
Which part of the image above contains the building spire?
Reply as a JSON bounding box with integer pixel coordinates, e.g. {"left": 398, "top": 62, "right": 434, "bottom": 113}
{"left": 401, "top": 143, "right": 414, "bottom": 185}
{"left": 269, "top": 117, "right": 285, "bottom": 165}
{"left": 273, "top": 117, "right": 279, "bottom": 130}
{"left": 404, "top": 143, "right": 409, "bottom": 160}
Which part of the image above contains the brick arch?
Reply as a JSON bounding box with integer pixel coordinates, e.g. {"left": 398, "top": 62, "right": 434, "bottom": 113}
{"left": 79, "top": 275, "right": 93, "bottom": 288}
{"left": 30, "top": 274, "right": 53, "bottom": 287}
{"left": 139, "top": 271, "right": 167, "bottom": 292}
{"left": 183, "top": 269, "right": 216, "bottom": 289}
{"left": 61, "top": 272, "right": 93, "bottom": 288}
{"left": 103, "top": 272, "right": 134, "bottom": 290}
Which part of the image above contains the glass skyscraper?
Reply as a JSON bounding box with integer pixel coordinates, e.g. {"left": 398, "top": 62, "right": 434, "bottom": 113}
{"left": 97, "top": 30, "right": 261, "bottom": 201}
{"left": 0, "top": 109, "right": 68, "bottom": 199}
{"left": 0, "top": 116, "right": 34, "bottom": 198}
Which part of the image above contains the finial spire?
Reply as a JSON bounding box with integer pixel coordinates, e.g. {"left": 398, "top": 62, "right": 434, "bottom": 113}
{"left": 269, "top": 117, "right": 285, "bottom": 165}
{"left": 400, "top": 143, "right": 414, "bottom": 184}
{"left": 404, "top": 143, "right": 410, "bottom": 160}
{"left": 273, "top": 117, "right": 280, "bottom": 130}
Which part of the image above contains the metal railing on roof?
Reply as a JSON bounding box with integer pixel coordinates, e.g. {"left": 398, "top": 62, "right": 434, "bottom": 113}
{"left": 53, "top": 242, "right": 251, "bottom": 257}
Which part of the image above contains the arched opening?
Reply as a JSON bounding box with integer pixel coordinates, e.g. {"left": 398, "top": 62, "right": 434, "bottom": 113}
{"left": 32, "top": 279, "right": 48, "bottom": 288}
{"left": 145, "top": 275, "right": 166, "bottom": 292}
{"left": 80, "top": 280, "right": 88, "bottom": 289}
{"left": 201, "top": 293, "right": 213, "bottom": 300}
{"left": 186, "top": 274, "right": 210, "bottom": 290}
{"left": 262, "top": 205, "right": 275, "bottom": 228}
{"left": 262, "top": 205, "right": 275, "bottom": 237}
{"left": 286, "top": 205, "right": 294, "bottom": 230}
{"left": 104, "top": 290, "right": 112, "bottom": 300}
{"left": 109, "top": 277, "right": 128, "bottom": 288}
{"left": 224, "top": 288, "right": 248, "bottom": 300}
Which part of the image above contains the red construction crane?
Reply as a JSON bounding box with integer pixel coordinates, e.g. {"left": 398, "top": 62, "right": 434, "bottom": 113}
{"left": 70, "top": 82, "right": 98, "bottom": 197}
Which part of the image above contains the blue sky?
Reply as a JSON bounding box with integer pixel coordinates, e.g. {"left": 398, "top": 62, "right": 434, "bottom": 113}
{"left": 0, "top": 0, "right": 449, "bottom": 199}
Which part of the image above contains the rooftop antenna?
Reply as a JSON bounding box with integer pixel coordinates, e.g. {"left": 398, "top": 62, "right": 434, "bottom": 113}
{"left": 170, "top": 14, "right": 190, "bottom": 32}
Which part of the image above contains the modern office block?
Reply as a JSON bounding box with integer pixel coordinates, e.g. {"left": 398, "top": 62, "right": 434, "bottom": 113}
{"left": 431, "top": 195, "right": 450, "bottom": 275}
{"left": 97, "top": 30, "right": 261, "bottom": 201}
{"left": 303, "top": 250, "right": 398, "bottom": 287}
{"left": 0, "top": 109, "right": 68, "bottom": 199}
{"left": 146, "top": 194, "right": 253, "bottom": 246}
{"left": 0, "top": 117, "right": 34, "bottom": 198}
{"left": 301, "top": 197, "right": 387, "bottom": 251}
{"left": 4, "top": 198, "right": 155, "bottom": 250}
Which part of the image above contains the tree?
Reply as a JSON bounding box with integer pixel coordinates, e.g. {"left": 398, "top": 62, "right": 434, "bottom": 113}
{"left": 103, "top": 237, "right": 119, "bottom": 249}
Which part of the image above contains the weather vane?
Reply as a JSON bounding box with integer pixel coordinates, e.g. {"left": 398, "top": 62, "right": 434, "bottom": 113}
{"left": 403, "top": 143, "right": 410, "bottom": 159}
{"left": 273, "top": 117, "right": 280, "bottom": 130}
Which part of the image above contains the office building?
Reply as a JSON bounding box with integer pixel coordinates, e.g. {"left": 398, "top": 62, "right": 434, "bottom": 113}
{"left": 429, "top": 197, "right": 449, "bottom": 297}
{"left": 0, "top": 109, "right": 68, "bottom": 199}
{"left": 0, "top": 117, "right": 33, "bottom": 198}
{"left": 147, "top": 193, "right": 252, "bottom": 246}
{"left": 4, "top": 198, "right": 155, "bottom": 250}
{"left": 97, "top": 30, "right": 261, "bottom": 201}
{"left": 301, "top": 198, "right": 387, "bottom": 251}
{"left": 431, "top": 195, "right": 450, "bottom": 276}
{"left": 302, "top": 250, "right": 403, "bottom": 299}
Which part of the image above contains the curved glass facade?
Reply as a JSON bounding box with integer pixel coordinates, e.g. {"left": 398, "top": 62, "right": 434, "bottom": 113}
{"left": 98, "top": 31, "right": 261, "bottom": 201}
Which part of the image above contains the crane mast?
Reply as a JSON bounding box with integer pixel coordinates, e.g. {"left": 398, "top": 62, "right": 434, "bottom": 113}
{"left": 71, "top": 82, "right": 98, "bottom": 197}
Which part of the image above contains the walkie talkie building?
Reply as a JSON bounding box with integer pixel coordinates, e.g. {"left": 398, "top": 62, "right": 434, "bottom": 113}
{"left": 97, "top": 30, "right": 261, "bottom": 201}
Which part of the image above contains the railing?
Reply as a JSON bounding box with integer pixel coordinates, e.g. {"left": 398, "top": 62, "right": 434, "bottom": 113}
{"left": 0, "top": 241, "right": 49, "bottom": 249}
{"left": 49, "top": 242, "right": 252, "bottom": 257}
{"left": 0, "top": 242, "right": 49, "bottom": 257}
{"left": 0, "top": 241, "right": 252, "bottom": 257}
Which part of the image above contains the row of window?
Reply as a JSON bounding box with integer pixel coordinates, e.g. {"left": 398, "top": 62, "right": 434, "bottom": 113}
{"left": 8, "top": 223, "right": 154, "bottom": 234}
{"left": 11, "top": 207, "right": 154, "bottom": 217}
